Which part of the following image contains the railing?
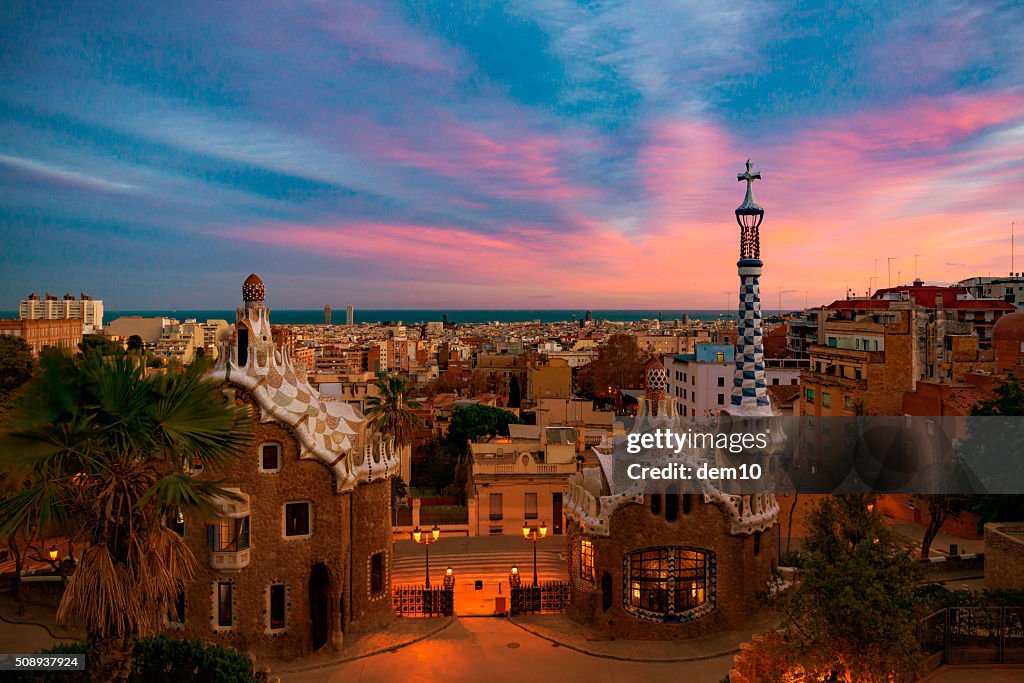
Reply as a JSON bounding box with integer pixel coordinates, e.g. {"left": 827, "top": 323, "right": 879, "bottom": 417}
{"left": 916, "top": 607, "right": 1024, "bottom": 666}
{"left": 509, "top": 581, "right": 571, "bottom": 615}
{"left": 393, "top": 585, "right": 454, "bottom": 617}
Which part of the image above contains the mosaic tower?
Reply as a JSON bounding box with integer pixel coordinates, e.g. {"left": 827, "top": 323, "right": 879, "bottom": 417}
{"left": 730, "top": 160, "right": 771, "bottom": 412}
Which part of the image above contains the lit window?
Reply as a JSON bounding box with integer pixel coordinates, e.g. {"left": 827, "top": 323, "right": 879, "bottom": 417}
{"left": 627, "top": 547, "right": 709, "bottom": 617}
{"left": 209, "top": 517, "right": 250, "bottom": 551}
{"left": 284, "top": 502, "right": 312, "bottom": 537}
{"left": 580, "top": 539, "right": 594, "bottom": 582}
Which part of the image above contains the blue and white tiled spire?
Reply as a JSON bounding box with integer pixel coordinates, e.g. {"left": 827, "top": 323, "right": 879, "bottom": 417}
{"left": 730, "top": 161, "right": 771, "bottom": 413}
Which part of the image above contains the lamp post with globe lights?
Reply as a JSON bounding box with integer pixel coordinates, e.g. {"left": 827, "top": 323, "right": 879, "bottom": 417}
{"left": 522, "top": 521, "right": 547, "bottom": 587}
{"left": 412, "top": 524, "right": 440, "bottom": 588}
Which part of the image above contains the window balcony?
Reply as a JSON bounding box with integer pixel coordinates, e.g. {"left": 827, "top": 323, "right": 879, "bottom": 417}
{"left": 210, "top": 547, "right": 251, "bottom": 572}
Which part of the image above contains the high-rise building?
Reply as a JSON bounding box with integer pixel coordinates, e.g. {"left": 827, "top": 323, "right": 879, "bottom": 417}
{"left": 346, "top": 305, "right": 355, "bottom": 326}
{"left": 324, "top": 305, "right": 332, "bottom": 325}
{"left": 20, "top": 292, "right": 104, "bottom": 333}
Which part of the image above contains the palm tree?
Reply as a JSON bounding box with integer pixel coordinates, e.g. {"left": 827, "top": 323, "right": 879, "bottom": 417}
{"left": 0, "top": 350, "right": 252, "bottom": 682}
{"left": 364, "top": 375, "right": 423, "bottom": 448}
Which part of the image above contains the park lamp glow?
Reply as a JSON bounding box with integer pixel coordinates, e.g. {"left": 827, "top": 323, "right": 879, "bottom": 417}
{"left": 522, "top": 521, "right": 547, "bottom": 539}
{"left": 48, "top": 545, "right": 59, "bottom": 562}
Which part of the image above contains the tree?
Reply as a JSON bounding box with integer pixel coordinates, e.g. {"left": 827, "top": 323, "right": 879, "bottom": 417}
{"left": 365, "top": 375, "right": 423, "bottom": 448}
{"left": 0, "top": 352, "right": 253, "bottom": 682}
{"left": 446, "top": 404, "right": 522, "bottom": 458}
{"left": 0, "top": 336, "right": 34, "bottom": 421}
{"left": 577, "top": 333, "right": 645, "bottom": 398}
{"left": 769, "top": 495, "right": 923, "bottom": 681}
{"left": 78, "top": 334, "right": 125, "bottom": 356}
{"left": 964, "top": 375, "right": 1024, "bottom": 492}
{"left": 0, "top": 336, "right": 34, "bottom": 395}
{"left": 972, "top": 375, "right": 1024, "bottom": 416}
{"left": 918, "top": 495, "right": 971, "bottom": 559}
{"left": 126, "top": 335, "right": 144, "bottom": 352}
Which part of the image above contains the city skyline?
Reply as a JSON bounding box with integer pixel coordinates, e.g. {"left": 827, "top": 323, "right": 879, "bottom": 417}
{"left": 2, "top": 2, "right": 1023, "bottom": 309}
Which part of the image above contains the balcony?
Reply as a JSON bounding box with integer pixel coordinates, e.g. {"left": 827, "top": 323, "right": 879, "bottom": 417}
{"left": 210, "top": 547, "right": 251, "bottom": 572}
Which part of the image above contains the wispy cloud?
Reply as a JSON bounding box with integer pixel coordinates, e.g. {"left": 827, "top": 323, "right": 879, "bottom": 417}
{"left": 1, "top": 0, "right": 1022, "bottom": 308}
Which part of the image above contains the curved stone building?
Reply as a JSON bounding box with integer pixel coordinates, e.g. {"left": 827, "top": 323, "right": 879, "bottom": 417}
{"left": 563, "top": 163, "right": 782, "bottom": 639}
{"left": 174, "top": 274, "right": 399, "bottom": 656}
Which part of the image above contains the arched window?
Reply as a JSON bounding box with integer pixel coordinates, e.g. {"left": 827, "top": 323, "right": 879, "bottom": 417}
{"left": 650, "top": 494, "right": 661, "bottom": 515}
{"left": 625, "top": 546, "right": 714, "bottom": 622}
{"left": 753, "top": 531, "right": 762, "bottom": 557}
{"left": 682, "top": 493, "right": 692, "bottom": 515}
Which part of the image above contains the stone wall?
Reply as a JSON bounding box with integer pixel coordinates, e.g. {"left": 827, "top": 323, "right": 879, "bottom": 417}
{"left": 984, "top": 522, "right": 1024, "bottom": 590}
{"left": 567, "top": 495, "right": 776, "bottom": 640}
{"left": 177, "top": 391, "right": 393, "bottom": 657}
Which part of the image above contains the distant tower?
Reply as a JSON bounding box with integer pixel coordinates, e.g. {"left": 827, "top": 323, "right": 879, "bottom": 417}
{"left": 346, "top": 305, "right": 354, "bottom": 326}
{"left": 730, "top": 160, "right": 771, "bottom": 413}
{"left": 324, "top": 305, "right": 332, "bottom": 325}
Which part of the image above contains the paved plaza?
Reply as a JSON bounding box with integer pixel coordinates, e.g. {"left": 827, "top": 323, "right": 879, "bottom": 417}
{"left": 278, "top": 616, "right": 736, "bottom": 683}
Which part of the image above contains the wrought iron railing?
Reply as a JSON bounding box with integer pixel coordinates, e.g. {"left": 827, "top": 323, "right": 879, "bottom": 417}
{"left": 917, "top": 606, "right": 1024, "bottom": 666}
{"left": 392, "top": 584, "right": 454, "bottom": 617}
{"left": 509, "top": 581, "right": 571, "bottom": 615}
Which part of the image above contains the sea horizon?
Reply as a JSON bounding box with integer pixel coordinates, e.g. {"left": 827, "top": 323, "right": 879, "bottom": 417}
{"left": 1, "top": 308, "right": 793, "bottom": 325}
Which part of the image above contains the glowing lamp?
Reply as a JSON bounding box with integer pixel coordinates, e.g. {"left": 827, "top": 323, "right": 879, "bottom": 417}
{"left": 431, "top": 524, "right": 440, "bottom": 541}
{"left": 48, "top": 546, "right": 59, "bottom": 562}
{"left": 412, "top": 527, "right": 422, "bottom": 543}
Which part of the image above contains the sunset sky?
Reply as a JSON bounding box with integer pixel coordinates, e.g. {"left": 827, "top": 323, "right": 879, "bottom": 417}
{"left": 2, "top": 1, "right": 1022, "bottom": 310}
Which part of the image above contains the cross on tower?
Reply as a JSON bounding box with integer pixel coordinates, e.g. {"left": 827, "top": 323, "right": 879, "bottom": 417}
{"left": 737, "top": 159, "right": 761, "bottom": 208}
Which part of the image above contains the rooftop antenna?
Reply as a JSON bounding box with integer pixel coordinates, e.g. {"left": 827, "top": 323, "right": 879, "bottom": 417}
{"left": 887, "top": 257, "right": 896, "bottom": 288}
{"left": 914, "top": 254, "right": 921, "bottom": 280}
{"left": 1013, "top": 221, "right": 1016, "bottom": 275}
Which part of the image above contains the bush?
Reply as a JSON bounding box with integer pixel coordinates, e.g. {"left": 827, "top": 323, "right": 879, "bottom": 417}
{"left": 7, "top": 636, "right": 258, "bottom": 683}
{"left": 916, "top": 585, "right": 1024, "bottom": 613}
{"left": 132, "top": 635, "right": 259, "bottom": 682}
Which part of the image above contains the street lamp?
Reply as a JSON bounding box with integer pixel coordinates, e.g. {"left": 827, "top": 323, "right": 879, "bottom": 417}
{"left": 47, "top": 546, "right": 58, "bottom": 562}
{"left": 509, "top": 565, "right": 521, "bottom": 588}
{"left": 522, "top": 521, "right": 547, "bottom": 587}
{"left": 411, "top": 524, "right": 441, "bottom": 588}
{"left": 443, "top": 566, "right": 455, "bottom": 590}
